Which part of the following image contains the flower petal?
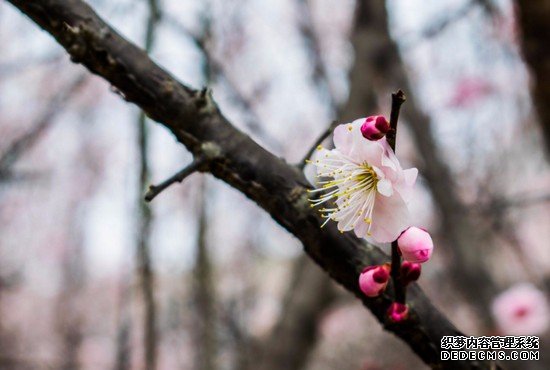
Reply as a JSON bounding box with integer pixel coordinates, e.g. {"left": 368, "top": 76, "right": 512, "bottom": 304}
{"left": 333, "top": 124, "right": 354, "bottom": 155}
{"left": 350, "top": 133, "right": 385, "bottom": 167}
{"left": 394, "top": 168, "right": 418, "bottom": 203}
{"left": 354, "top": 218, "right": 369, "bottom": 238}
{"left": 369, "top": 193, "right": 410, "bottom": 243}
{"left": 379, "top": 138, "right": 401, "bottom": 171}
{"left": 377, "top": 179, "right": 393, "bottom": 197}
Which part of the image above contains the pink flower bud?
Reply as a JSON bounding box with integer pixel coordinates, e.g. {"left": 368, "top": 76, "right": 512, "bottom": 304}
{"left": 360, "top": 115, "right": 390, "bottom": 141}
{"left": 397, "top": 227, "right": 434, "bottom": 263}
{"left": 358, "top": 264, "right": 390, "bottom": 297}
{"left": 400, "top": 261, "right": 422, "bottom": 285}
{"left": 387, "top": 302, "right": 409, "bottom": 323}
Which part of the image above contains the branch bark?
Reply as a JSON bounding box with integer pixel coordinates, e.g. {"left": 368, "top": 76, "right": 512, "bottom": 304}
{"left": 5, "top": 0, "right": 500, "bottom": 368}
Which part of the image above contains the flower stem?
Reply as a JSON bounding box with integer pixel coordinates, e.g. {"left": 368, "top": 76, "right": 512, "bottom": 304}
{"left": 388, "top": 90, "right": 407, "bottom": 304}
{"left": 391, "top": 240, "right": 406, "bottom": 303}
{"left": 386, "top": 90, "right": 406, "bottom": 152}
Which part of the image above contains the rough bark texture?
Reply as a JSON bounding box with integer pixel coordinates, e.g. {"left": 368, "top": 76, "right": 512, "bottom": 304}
{"left": 516, "top": 0, "right": 550, "bottom": 157}
{"left": 344, "top": 0, "right": 498, "bottom": 327}
{"left": 5, "top": 0, "right": 502, "bottom": 368}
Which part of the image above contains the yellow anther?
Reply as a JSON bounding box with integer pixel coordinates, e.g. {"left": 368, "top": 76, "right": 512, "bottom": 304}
{"left": 364, "top": 217, "right": 372, "bottom": 224}
{"left": 316, "top": 145, "right": 323, "bottom": 151}
{"left": 348, "top": 125, "right": 353, "bottom": 131}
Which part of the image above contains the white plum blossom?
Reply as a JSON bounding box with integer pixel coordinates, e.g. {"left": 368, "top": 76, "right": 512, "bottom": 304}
{"left": 308, "top": 118, "right": 418, "bottom": 243}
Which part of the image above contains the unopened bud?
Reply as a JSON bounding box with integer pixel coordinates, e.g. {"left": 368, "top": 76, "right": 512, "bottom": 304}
{"left": 397, "top": 227, "right": 434, "bottom": 263}
{"left": 400, "top": 261, "right": 422, "bottom": 285}
{"left": 360, "top": 115, "right": 390, "bottom": 141}
{"left": 358, "top": 264, "right": 391, "bottom": 297}
{"left": 387, "top": 302, "right": 409, "bottom": 323}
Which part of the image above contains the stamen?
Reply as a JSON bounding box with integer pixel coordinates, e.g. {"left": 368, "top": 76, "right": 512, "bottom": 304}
{"left": 309, "top": 155, "right": 380, "bottom": 234}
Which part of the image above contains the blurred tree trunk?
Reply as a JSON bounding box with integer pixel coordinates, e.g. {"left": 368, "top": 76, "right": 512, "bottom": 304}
{"left": 0, "top": 276, "right": 19, "bottom": 370}
{"left": 137, "top": 103, "right": 158, "bottom": 370}
{"left": 55, "top": 209, "right": 85, "bottom": 370}
{"left": 137, "top": 93, "right": 158, "bottom": 370}
{"left": 516, "top": 0, "right": 550, "bottom": 157}
{"left": 256, "top": 256, "right": 334, "bottom": 370}
{"left": 135, "top": 1, "right": 160, "bottom": 368}
{"left": 114, "top": 271, "right": 132, "bottom": 370}
{"left": 192, "top": 180, "right": 217, "bottom": 370}
{"left": 56, "top": 249, "right": 84, "bottom": 370}
{"left": 345, "top": 0, "right": 498, "bottom": 328}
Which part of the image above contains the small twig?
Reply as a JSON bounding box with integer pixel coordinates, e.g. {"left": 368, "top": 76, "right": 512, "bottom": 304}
{"left": 388, "top": 90, "right": 406, "bottom": 304}
{"left": 298, "top": 120, "right": 339, "bottom": 170}
{"left": 145, "top": 157, "right": 205, "bottom": 202}
{"left": 386, "top": 90, "right": 406, "bottom": 152}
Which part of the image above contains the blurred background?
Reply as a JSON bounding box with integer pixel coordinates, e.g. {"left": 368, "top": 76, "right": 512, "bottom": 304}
{"left": 0, "top": 0, "right": 549, "bottom": 369}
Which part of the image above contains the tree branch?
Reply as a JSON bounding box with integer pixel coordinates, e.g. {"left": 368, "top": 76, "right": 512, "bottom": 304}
{"left": 387, "top": 91, "right": 406, "bottom": 304}
{"left": 5, "top": 0, "right": 498, "bottom": 367}
{"left": 144, "top": 157, "right": 205, "bottom": 202}
{"left": 386, "top": 90, "right": 406, "bottom": 151}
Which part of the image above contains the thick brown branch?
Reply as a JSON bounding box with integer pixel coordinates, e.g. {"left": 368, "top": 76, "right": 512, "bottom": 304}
{"left": 5, "top": 0, "right": 498, "bottom": 367}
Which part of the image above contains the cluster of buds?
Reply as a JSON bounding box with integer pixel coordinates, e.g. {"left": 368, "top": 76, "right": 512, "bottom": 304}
{"left": 358, "top": 226, "right": 434, "bottom": 323}
{"left": 355, "top": 115, "right": 436, "bottom": 323}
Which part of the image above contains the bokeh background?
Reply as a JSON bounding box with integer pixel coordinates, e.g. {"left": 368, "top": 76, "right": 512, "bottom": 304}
{"left": 0, "top": 0, "right": 549, "bottom": 369}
